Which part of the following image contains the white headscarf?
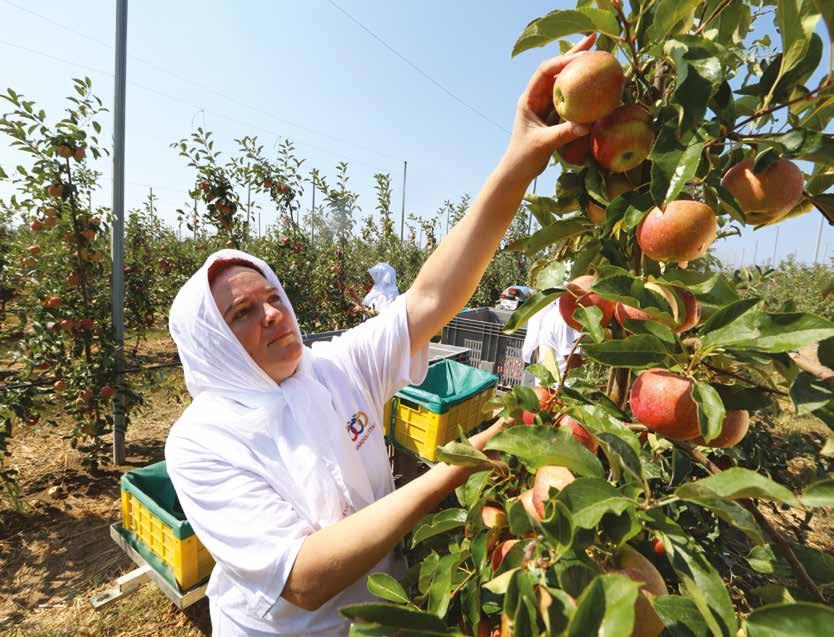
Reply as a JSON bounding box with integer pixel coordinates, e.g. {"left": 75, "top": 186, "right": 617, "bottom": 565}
{"left": 361, "top": 262, "right": 399, "bottom": 310}
{"left": 168, "top": 249, "right": 376, "bottom": 527}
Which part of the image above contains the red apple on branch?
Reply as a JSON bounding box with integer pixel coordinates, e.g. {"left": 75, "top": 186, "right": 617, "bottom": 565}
{"left": 636, "top": 201, "right": 717, "bottom": 267}
{"left": 721, "top": 158, "right": 804, "bottom": 224}
{"left": 592, "top": 105, "right": 654, "bottom": 173}
{"left": 558, "top": 274, "right": 616, "bottom": 330}
{"left": 552, "top": 51, "right": 625, "bottom": 124}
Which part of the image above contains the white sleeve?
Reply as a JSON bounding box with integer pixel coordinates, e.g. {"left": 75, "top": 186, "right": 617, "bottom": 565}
{"left": 166, "top": 439, "right": 313, "bottom": 618}
{"left": 318, "top": 292, "right": 429, "bottom": 410}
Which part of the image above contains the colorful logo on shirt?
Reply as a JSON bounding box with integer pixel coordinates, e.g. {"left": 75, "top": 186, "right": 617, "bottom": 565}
{"left": 346, "top": 411, "right": 368, "bottom": 442}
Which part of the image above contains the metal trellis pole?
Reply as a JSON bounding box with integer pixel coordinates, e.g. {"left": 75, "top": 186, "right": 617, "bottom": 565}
{"left": 771, "top": 226, "right": 779, "bottom": 266}
{"left": 400, "top": 160, "right": 407, "bottom": 241}
{"left": 814, "top": 215, "right": 824, "bottom": 263}
{"left": 311, "top": 180, "right": 316, "bottom": 242}
{"left": 111, "top": 0, "right": 128, "bottom": 465}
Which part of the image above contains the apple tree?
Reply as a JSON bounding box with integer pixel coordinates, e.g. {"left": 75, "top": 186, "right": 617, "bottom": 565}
{"left": 342, "top": 1, "right": 834, "bottom": 635}
{"left": 0, "top": 79, "right": 144, "bottom": 474}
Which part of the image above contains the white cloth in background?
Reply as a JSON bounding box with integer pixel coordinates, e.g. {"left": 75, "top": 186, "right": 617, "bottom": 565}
{"left": 165, "top": 249, "right": 428, "bottom": 636}
{"left": 521, "top": 300, "right": 582, "bottom": 379}
{"left": 361, "top": 262, "right": 399, "bottom": 311}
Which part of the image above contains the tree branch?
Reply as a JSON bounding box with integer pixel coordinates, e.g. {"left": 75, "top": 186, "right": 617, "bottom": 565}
{"left": 676, "top": 441, "right": 826, "bottom": 604}
{"left": 703, "top": 362, "right": 789, "bottom": 397}
{"left": 731, "top": 79, "right": 831, "bottom": 132}
{"left": 695, "top": 0, "right": 735, "bottom": 36}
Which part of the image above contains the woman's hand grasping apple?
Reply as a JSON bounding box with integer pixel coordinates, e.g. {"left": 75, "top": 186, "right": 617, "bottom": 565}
{"left": 499, "top": 33, "right": 597, "bottom": 187}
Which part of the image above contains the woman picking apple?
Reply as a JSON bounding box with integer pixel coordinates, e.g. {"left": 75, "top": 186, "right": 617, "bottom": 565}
{"left": 164, "top": 34, "right": 598, "bottom": 636}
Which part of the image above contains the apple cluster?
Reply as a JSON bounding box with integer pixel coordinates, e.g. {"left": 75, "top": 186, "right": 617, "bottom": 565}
{"left": 551, "top": 51, "right": 806, "bottom": 265}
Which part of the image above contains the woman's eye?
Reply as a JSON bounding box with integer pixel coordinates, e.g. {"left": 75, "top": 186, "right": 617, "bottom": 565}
{"left": 233, "top": 307, "right": 249, "bottom": 320}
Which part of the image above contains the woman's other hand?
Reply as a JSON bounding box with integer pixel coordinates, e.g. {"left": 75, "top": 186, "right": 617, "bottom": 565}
{"left": 500, "top": 33, "right": 597, "bottom": 186}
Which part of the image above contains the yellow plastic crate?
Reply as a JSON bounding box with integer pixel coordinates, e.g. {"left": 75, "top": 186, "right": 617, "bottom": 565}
{"left": 120, "top": 464, "right": 214, "bottom": 590}
{"left": 385, "top": 386, "right": 495, "bottom": 461}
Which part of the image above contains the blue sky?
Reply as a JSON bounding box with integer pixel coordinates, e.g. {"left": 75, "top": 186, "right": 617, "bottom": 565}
{"left": 0, "top": 0, "right": 832, "bottom": 268}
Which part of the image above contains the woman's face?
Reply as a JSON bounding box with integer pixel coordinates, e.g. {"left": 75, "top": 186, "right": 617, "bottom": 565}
{"left": 211, "top": 265, "right": 302, "bottom": 383}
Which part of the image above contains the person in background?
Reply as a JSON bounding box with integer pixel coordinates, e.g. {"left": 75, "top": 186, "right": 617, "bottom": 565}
{"left": 361, "top": 262, "right": 400, "bottom": 314}
{"left": 521, "top": 286, "right": 583, "bottom": 385}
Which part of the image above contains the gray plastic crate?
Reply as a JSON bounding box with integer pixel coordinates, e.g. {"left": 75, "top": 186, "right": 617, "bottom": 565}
{"left": 440, "top": 307, "right": 529, "bottom": 391}
{"left": 302, "top": 329, "right": 471, "bottom": 367}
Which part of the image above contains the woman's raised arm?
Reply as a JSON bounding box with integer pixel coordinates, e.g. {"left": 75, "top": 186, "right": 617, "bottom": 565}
{"left": 404, "top": 34, "right": 597, "bottom": 352}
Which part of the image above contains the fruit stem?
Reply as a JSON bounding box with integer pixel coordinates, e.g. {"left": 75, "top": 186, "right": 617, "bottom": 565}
{"left": 676, "top": 441, "right": 826, "bottom": 604}
{"left": 640, "top": 495, "right": 679, "bottom": 510}
{"left": 553, "top": 335, "right": 585, "bottom": 399}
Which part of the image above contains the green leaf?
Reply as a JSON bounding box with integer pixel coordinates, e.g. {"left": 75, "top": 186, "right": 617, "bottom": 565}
{"left": 512, "top": 9, "right": 620, "bottom": 57}
{"left": 675, "top": 467, "right": 799, "bottom": 506}
{"left": 503, "top": 289, "right": 564, "bottom": 333}
{"left": 810, "top": 193, "right": 834, "bottom": 224}
{"left": 525, "top": 362, "right": 557, "bottom": 388}
{"left": 610, "top": 190, "right": 655, "bottom": 232}
{"left": 582, "top": 334, "right": 672, "bottom": 369}
{"left": 461, "top": 578, "right": 480, "bottom": 635}
{"left": 679, "top": 497, "right": 764, "bottom": 544}
{"left": 507, "top": 497, "right": 535, "bottom": 536}
{"left": 574, "top": 305, "right": 605, "bottom": 343}
{"left": 749, "top": 129, "right": 834, "bottom": 164}
{"left": 434, "top": 440, "right": 491, "bottom": 468}
{"left": 753, "top": 312, "right": 834, "bottom": 353}
{"left": 339, "top": 603, "right": 450, "bottom": 631}
{"left": 765, "top": 0, "right": 822, "bottom": 107}
{"left": 428, "top": 553, "right": 459, "bottom": 617}
{"left": 565, "top": 574, "right": 641, "bottom": 637}
{"left": 700, "top": 298, "right": 764, "bottom": 351}
{"left": 411, "top": 509, "right": 468, "bottom": 548}
{"left": 691, "top": 381, "right": 726, "bottom": 443}
{"left": 664, "top": 38, "right": 724, "bottom": 135}
{"left": 802, "top": 479, "right": 834, "bottom": 508}
{"left": 460, "top": 470, "right": 492, "bottom": 508}
{"left": 713, "top": 383, "right": 774, "bottom": 412}
{"left": 571, "top": 405, "right": 644, "bottom": 481}
{"left": 746, "top": 602, "right": 834, "bottom": 637}
{"left": 485, "top": 425, "right": 604, "bottom": 477}
{"left": 753, "top": 147, "right": 782, "bottom": 174}
{"left": 483, "top": 567, "right": 520, "bottom": 594}
{"left": 514, "top": 385, "right": 543, "bottom": 413}
{"left": 649, "top": 113, "right": 708, "bottom": 205}
{"left": 534, "top": 259, "right": 570, "bottom": 290}
{"left": 648, "top": 0, "right": 700, "bottom": 42}
{"left": 623, "top": 318, "right": 678, "bottom": 345}
{"left": 506, "top": 218, "right": 588, "bottom": 255}
{"left": 653, "top": 595, "right": 712, "bottom": 637}
{"left": 790, "top": 372, "right": 834, "bottom": 415}
{"left": 556, "top": 478, "right": 636, "bottom": 529}
{"left": 748, "top": 543, "right": 834, "bottom": 585}
{"left": 540, "top": 500, "right": 576, "bottom": 549}
{"left": 739, "top": 34, "right": 823, "bottom": 102}
{"left": 646, "top": 511, "right": 737, "bottom": 636}
{"left": 814, "top": 0, "right": 834, "bottom": 75}
{"left": 367, "top": 573, "right": 411, "bottom": 605}
{"left": 591, "top": 268, "right": 677, "bottom": 320}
